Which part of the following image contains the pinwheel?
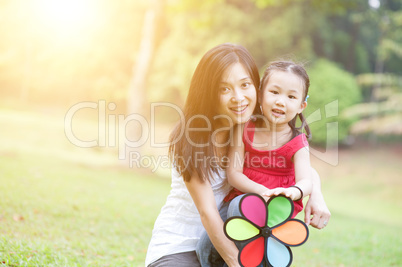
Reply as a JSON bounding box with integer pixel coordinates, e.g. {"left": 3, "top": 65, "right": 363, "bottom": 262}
{"left": 224, "top": 193, "right": 309, "bottom": 267}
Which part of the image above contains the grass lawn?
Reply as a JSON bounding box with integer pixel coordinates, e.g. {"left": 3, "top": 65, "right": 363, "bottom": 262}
{"left": 0, "top": 108, "right": 401, "bottom": 266}
{"left": 293, "top": 146, "right": 402, "bottom": 266}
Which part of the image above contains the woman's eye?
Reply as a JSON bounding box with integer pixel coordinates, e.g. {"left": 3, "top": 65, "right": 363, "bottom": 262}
{"left": 220, "top": 87, "right": 230, "bottom": 93}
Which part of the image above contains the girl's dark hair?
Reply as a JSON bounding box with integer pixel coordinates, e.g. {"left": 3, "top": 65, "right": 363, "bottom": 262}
{"left": 260, "top": 60, "right": 311, "bottom": 139}
{"left": 169, "top": 43, "right": 260, "bottom": 182}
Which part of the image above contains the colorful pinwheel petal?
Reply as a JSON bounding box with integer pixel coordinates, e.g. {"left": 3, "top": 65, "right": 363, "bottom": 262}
{"left": 224, "top": 193, "right": 309, "bottom": 267}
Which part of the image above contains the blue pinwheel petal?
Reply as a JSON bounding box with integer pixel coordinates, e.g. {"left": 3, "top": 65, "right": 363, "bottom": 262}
{"left": 266, "top": 237, "right": 292, "bottom": 267}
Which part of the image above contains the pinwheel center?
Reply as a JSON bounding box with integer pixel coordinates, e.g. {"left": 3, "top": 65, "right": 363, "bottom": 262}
{"left": 261, "top": 226, "right": 272, "bottom": 237}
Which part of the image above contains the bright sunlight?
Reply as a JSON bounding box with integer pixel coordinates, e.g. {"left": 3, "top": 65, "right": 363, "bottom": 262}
{"left": 33, "top": 0, "right": 100, "bottom": 39}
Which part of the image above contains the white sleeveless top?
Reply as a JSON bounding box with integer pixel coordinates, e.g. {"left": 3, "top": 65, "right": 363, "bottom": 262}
{"left": 145, "top": 167, "right": 232, "bottom": 266}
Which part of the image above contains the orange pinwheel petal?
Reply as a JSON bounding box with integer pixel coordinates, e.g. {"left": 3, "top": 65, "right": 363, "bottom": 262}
{"left": 272, "top": 219, "right": 308, "bottom": 246}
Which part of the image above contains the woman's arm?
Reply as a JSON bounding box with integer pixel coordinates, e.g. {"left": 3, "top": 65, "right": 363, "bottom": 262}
{"left": 304, "top": 168, "right": 331, "bottom": 229}
{"left": 185, "top": 173, "right": 240, "bottom": 267}
{"left": 227, "top": 124, "right": 268, "bottom": 196}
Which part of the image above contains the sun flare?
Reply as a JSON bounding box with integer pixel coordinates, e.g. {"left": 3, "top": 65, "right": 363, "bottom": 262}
{"left": 34, "top": 0, "right": 98, "bottom": 36}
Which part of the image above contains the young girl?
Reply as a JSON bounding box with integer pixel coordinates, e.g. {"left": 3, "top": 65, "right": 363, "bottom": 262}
{"left": 196, "top": 61, "right": 317, "bottom": 267}
{"left": 225, "top": 60, "right": 313, "bottom": 217}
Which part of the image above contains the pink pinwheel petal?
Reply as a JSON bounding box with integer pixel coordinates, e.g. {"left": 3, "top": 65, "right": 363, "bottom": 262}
{"left": 239, "top": 237, "right": 264, "bottom": 267}
{"left": 272, "top": 219, "right": 308, "bottom": 246}
{"left": 266, "top": 237, "right": 292, "bottom": 267}
{"left": 240, "top": 194, "right": 266, "bottom": 227}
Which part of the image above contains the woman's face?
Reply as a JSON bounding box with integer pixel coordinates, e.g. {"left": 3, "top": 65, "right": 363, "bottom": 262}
{"left": 217, "top": 62, "right": 257, "bottom": 126}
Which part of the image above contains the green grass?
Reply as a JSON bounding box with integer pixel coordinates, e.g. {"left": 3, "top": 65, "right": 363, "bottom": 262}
{"left": 0, "top": 108, "right": 401, "bottom": 266}
{"left": 292, "top": 146, "right": 402, "bottom": 266}
{"left": 0, "top": 108, "right": 170, "bottom": 266}
{"left": 0, "top": 154, "right": 169, "bottom": 266}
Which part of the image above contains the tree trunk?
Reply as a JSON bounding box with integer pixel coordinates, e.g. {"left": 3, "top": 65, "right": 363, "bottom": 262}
{"left": 123, "top": 0, "right": 163, "bottom": 162}
{"left": 346, "top": 22, "right": 359, "bottom": 73}
{"left": 127, "top": 1, "right": 162, "bottom": 116}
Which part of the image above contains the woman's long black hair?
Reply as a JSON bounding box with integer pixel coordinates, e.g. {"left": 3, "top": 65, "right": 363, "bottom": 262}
{"left": 169, "top": 43, "right": 260, "bottom": 182}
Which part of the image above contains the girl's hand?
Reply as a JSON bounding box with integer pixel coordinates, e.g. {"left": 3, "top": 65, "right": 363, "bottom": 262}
{"left": 261, "top": 187, "right": 301, "bottom": 201}
{"left": 272, "top": 187, "right": 300, "bottom": 201}
{"left": 260, "top": 188, "right": 274, "bottom": 202}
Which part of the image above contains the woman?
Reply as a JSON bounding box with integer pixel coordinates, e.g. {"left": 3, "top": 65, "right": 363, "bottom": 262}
{"left": 145, "top": 43, "right": 330, "bottom": 267}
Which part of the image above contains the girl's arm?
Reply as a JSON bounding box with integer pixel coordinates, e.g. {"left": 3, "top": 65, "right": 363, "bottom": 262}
{"left": 227, "top": 124, "right": 269, "bottom": 196}
{"left": 185, "top": 173, "right": 240, "bottom": 267}
{"left": 269, "top": 147, "right": 313, "bottom": 200}
{"left": 292, "top": 147, "right": 313, "bottom": 198}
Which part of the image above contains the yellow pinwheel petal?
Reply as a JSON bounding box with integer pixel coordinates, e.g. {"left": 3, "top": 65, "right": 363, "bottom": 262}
{"left": 225, "top": 217, "right": 260, "bottom": 241}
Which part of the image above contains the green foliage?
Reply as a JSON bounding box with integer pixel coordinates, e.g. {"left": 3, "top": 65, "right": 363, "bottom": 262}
{"left": 342, "top": 7, "right": 402, "bottom": 137}
{"left": 253, "top": 0, "right": 284, "bottom": 9}
{"left": 343, "top": 73, "right": 402, "bottom": 136}
{"left": 0, "top": 0, "right": 400, "bottom": 138}
{"left": 149, "top": 0, "right": 316, "bottom": 104}
{"left": 354, "top": 43, "right": 371, "bottom": 73}
{"left": 305, "top": 59, "right": 361, "bottom": 146}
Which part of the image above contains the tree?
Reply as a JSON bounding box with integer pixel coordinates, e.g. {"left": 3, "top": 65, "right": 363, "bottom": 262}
{"left": 305, "top": 59, "right": 362, "bottom": 146}
{"left": 342, "top": 4, "right": 402, "bottom": 138}
{"left": 127, "top": 0, "right": 165, "bottom": 117}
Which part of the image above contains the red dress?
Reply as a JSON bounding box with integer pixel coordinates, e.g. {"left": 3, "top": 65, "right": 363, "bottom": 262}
{"left": 224, "top": 120, "right": 309, "bottom": 217}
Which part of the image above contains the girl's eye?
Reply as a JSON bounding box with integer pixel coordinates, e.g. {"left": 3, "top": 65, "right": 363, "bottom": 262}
{"left": 270, "top": 90, "right": 279, "bottom": 95}
{"left": 289, "top": 95, "right": 296, "bottom": 99}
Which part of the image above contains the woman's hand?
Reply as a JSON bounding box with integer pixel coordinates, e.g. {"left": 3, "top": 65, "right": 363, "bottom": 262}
{"left": 304, "top": 168, "right": 331, "bottom": 229}
{"left": 304, "top": 192, "right": 331, "bottom": 229}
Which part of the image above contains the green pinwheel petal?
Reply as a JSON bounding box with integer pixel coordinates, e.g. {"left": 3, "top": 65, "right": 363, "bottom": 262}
{"left": 267, "top": 196, "right": 292, "bottom": 227}
{"left": 225, "top": 217, "right": 260, "bottom": 241}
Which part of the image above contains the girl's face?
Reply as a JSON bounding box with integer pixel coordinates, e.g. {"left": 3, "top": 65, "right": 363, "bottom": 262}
{"left": 217, "top": 62, "right": 257, "bottom": 126}
{"left": 259, "top": 70, "right": 307, "bottom": 126}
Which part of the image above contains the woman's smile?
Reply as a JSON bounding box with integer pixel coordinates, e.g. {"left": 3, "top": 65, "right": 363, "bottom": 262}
{"left": 229, "top": 104, "right": 249, "bottom": 114}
